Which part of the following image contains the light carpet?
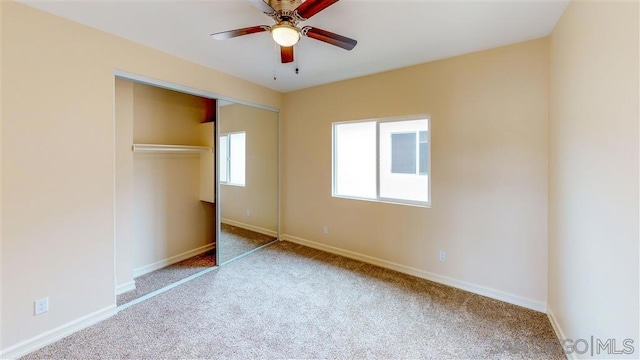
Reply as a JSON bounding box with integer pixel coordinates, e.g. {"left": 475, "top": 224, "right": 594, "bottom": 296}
{"left": 116, "top": 250, "right": 216, "bottom": 306}
{"left": 25, "top": 241, "right": 564, "bottom": 359}
{"left": 218, "top": 223, "right": 277, "bottom": 263}
{"left": 118, "top": 224, "right": 276, "bottom": 306}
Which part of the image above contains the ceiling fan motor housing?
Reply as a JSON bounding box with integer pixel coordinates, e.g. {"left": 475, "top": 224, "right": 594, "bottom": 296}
{"left": 269, "top": 10, "right": 302, "bottom": 26}
{"left": 268, "top": 0, "right": 305, "bottom": 12}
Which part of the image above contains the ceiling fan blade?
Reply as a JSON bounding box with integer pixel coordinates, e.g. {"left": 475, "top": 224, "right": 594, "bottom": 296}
{"left": 250, "top": 0, "right": 276, "bottom": 15}
{"left": 281, "top": 46, "right": 294, "bottom": 63}
{"left": 295, "top": 0, "right": 339, "bottom": 20}
{"left": 210, "top": 25, "right": 270, "bottom": 40}
{"left": 301, "top": 26, "right": 357, "bottom": 50}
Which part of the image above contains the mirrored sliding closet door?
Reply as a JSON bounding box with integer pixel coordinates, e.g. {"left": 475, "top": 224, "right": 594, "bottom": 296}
{"left": 217, "top": 102, "right": 279, "bottom": 263}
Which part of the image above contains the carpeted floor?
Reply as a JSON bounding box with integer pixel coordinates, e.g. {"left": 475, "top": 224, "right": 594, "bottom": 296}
{"left": 116, "top": 250, "right": 216, "bottom": 306}
{"left": 26, "top": 241, "right": 564, "bottom": 359}
{"left": 117, "top": 224, "right": 276, "bottom": 306}
{"left": 218, "top": 223, "right": 277, "bottom": 263}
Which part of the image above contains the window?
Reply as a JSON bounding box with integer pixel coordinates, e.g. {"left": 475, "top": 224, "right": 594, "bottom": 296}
{"left": 333, "top": 116, "right": 430, "bottom": 206}
{"left": 219, "top": 132, "right": 246, "bottom": 186}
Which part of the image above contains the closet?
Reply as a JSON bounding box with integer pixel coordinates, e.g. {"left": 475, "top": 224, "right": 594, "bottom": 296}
{"left": 115, "top": 78, "right": 216, "bottom": 300}
{"left": 114, "top": 76, "right": 280, "bottom": 303}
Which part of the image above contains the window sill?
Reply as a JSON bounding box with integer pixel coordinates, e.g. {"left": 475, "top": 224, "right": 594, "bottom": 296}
{"left": 220, "top": 183, "right": 245, "bottom": 188}
{"left": 332, "top": 194, "right": 431, "bottom": 209}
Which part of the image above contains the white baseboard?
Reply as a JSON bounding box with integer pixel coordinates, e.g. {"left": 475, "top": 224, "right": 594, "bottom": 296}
{"left": 132, "top": 243, "right": 214, "bottom": 278}
{"left": 547, "top": 305, "right": 571, "bottom": 359}
{"left": 221, "top": 218, "right": 277, "bottom": 238}
{"left": 115, "top": 280, "right": 136, "bottom": 295}
{"left": 0, "top": 305, "right": 116, "bottom": 359}
{"left": 281, "top": 234, "right": 547, "bottom": 313}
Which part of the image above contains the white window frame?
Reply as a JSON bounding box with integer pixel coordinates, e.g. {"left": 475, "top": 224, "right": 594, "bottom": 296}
{"left": 220, "top": 131, "right": 246, "bottom": 187}
{"left": 332, "top": 114, "right": 431, "bottom": 208}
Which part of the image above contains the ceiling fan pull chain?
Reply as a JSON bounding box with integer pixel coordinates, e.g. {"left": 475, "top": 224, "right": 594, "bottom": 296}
{"left": 295, "top": 44, "right": 299, "bottom": 74}
{"left": 273, "top": 42, "right": 278, "bottom": 80}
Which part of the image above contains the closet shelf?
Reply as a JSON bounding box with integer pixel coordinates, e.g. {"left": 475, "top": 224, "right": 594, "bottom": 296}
{"left": 132, "top": 144, "right": 212, "bottom": 153}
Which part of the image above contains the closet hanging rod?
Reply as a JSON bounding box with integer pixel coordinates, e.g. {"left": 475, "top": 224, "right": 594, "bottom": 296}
{"left": 132, "top": 144, "right": 212, "bottom": 153}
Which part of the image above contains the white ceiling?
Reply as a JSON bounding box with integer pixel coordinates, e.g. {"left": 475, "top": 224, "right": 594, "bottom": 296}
{"left": 22, "top": 0, "right": 569, "bottom": 93}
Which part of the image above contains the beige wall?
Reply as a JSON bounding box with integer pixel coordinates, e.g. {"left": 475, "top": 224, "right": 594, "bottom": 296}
{"left": 0, "top": 0, "right": 4, "bottom": 349}
{"left": 132, "top": 82, "right": 212, "bottom": 145}
{"left": 1, "top": 1, "right": 280, "bottom": 352}
{"left": 282, "top": 38, "right": 549, "bottom": 308}
{"left": 133, "top": 154, "right": 215, "bottom": 269}
{"left": 115, "top": 79, "right": 135, "bottom": 288}
{"left": 131, "top": 83, "right": 215, "bottom": 271}
{"left": 548, "top": 0, "right": 639, "bottom": 354}
{"left": 219, "top": 104, "right": 278, "bottom": 235}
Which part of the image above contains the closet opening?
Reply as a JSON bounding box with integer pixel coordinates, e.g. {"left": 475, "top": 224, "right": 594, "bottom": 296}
{"left": 114, "top": 78, "right": 217, "bottom": 306}
{"left": 113, "top": 72, "right": 280, "bottom": 307}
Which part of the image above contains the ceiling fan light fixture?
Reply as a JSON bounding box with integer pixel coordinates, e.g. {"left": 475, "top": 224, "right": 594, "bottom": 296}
{"left": 271, "top": 24, "right": 300, "bottom": 47}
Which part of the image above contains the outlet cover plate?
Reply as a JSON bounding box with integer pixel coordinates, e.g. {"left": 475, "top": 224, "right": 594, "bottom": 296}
{"left": 35, "top": 297, "right": 49, "bottom": 315}
{"left": 439, "top": 251, "right": 446, "bottom": 262}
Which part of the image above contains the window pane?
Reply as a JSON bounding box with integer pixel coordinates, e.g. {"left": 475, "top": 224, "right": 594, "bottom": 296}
{"left": 334, "top": 121, "right": 376, "bottom": 199}
{"left": 379, "top": 119, "right": 428, "bottom": 203}
{"left": 419, "top": 142, "right": 428, "bottom": 175}
{"left": 419, "top": 131, "right": 428, "bottom": 175}
{"left": 229, "top": 133, "right": 246, "bottom": 186}
{"left": 391, "top": 133, "right": 417, "bottom": 174}
{"left": 219, "top": 135, "right": 228, "bottom": 183}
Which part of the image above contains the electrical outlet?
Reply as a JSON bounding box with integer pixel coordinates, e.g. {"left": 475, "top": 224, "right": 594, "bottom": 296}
{"left": 35, "top": 297, "right": 49, "bottom": 315}
{"left": 246, "top": 210, "right": 250, "bottom": 217}
{"left": 439, "top": 251, "right": 446, "bottom": 262}
{"left": 323, "top": 226, "right": 329, "bottom": 234}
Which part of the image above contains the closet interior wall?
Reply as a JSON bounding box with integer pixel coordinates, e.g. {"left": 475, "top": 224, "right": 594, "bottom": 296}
{"left": 115, "top": 78, "right": 215, "bottom": 291}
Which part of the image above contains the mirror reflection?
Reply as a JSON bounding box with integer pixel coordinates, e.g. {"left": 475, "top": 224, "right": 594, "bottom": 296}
{"left": 218, "top": 102, "right": 279, "bottom": 263}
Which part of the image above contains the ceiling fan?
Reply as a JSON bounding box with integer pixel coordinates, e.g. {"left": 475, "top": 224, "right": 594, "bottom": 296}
{"left": 211, "top": 0, "right": 357, "bottom": 64}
